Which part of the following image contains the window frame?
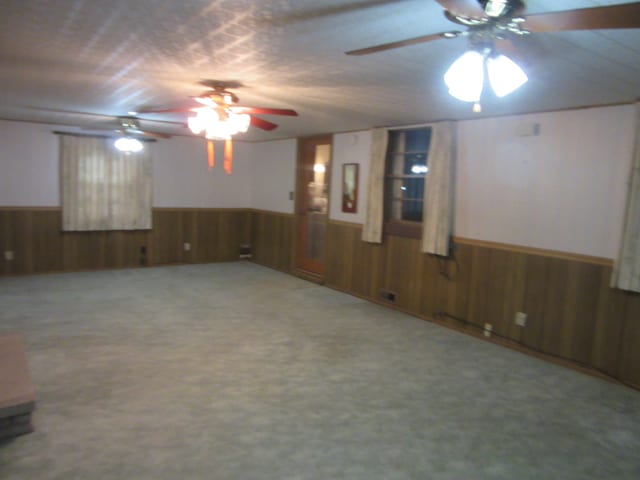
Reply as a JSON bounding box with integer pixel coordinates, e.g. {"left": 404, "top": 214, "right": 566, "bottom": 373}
{"left": 383, "top": 126, "right": 432, "bottom": 238}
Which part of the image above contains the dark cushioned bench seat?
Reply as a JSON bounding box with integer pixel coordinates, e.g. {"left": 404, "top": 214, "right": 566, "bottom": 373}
{"left": 0, "top": 333, "right": 35, "bottom": 439}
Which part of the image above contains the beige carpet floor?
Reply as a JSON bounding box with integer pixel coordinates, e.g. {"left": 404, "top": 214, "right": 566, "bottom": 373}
{"left": 1, "top": 262, "right": 639, "bottom": 479}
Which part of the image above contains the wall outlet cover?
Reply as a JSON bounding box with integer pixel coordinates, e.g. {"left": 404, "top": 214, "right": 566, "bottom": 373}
{"left": 483, "top": 323, "right": 493, "bottom": 337}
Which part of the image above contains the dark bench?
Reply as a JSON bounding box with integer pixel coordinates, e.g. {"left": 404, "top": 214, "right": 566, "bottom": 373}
{"left": 0, "top": 333, "right": 35, "bottom": 440}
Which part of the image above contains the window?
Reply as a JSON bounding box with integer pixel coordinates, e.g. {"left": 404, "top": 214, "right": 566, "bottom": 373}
{"left": 60, "top": 134, "right": 152, "bottom": 231}
{"left": 384, "top": 127, "right": 432, "bottom": 226}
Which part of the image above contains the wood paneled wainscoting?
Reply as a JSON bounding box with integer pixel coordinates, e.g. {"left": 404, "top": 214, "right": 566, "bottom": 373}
{"left": 325, "top": 220, "right": 640, "bottom": 388}
{"left": 249, "top": 210, "right": 294, "bottom": 273}
{"left": 0, "top": 207, "right": 250, "bottom": 275}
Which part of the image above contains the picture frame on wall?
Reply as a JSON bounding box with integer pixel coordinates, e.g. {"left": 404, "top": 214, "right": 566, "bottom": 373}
{"left": 342, "top": 163, "right": 358, "bottom": 213}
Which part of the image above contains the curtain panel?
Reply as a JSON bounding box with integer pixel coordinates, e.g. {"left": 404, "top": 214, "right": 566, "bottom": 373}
{"left": 60, "top": 135, "right": 152, "bottom": 231}
{"left": 612, "top": 103, "right": 640, "bottom": 292}
{"left": 421, "top": 121, "right": 455, "bottom": 256}
{"left": 362, "top": 127, "right": 388, "bottom": 243}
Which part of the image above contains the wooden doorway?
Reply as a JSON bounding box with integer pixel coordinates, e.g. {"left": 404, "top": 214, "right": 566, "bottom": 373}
{"left": 296, "top": 136, "right": 332, "bottom": 279}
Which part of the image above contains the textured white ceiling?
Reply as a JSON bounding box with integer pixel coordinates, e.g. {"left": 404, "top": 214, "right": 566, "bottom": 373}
{"left": 1, "top": 0, "right": 639, "bottom": 141}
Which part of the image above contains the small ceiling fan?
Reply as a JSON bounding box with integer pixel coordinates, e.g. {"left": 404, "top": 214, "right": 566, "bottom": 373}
{"left": 27, "top": 107, "right": 178, "bottom": 152}
{"left": 346, "top": 1, "right": 640, "bottom": 108}
{"left": 140, "top": 80, "right": 298, "bottom": 173}
{"left": 27, "top": 107, "right": 179, "bottom": 139}
{"left": 109, "top": 116, "right": 172, "bottom": 139}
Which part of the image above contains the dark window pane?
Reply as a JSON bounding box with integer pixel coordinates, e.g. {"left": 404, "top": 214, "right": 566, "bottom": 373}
{"left": 384, "top": 127, "right": 431, "bottom": 223}
{"left": 404, "top": 128, "right": 431, "bottom": 152}
{"left": 402, "top": 202, "right": 422, "bottom": 222}
{"left": 403, "top": 177, "right": 424, "bottom": 200}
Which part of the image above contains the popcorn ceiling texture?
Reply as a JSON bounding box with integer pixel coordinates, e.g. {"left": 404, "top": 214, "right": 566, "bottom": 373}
{"left": 1, "top": 1, "right": 640, "bottom": 140}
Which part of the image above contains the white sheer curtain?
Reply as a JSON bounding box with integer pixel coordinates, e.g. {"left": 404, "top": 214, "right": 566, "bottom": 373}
{"left": 612, "top": 102, "right": 640, "bottom": 292}
{"left": 60, "top": 134, "right": 152, "bottom": 231}
{"left": 421, "top": 121, "right": 455, "bottom": 256}
{"left": 362, "top": 127, "right": 388, "bottom": 243}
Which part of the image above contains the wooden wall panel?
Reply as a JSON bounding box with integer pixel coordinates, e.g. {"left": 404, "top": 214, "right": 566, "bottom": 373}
{"left": 325, "top": 221, "right": 386, "bottom": 299}
{"left": 619, "top": 293, "right": 640, "bottom": 387}
{"left": 148, "top": 210, "right": 184, "bottom": 265}
{"left": 384, "top": 235, "right": 422, "bottom": 311}
{"left": 558, "top": 262, "right": 600, "bottom": 365}
{"left": 31, "top": 211, "right": 64, "bottom": 273}
{"left": 322, "top": 220, "right": 639, "bottom": 388}
{"left": 351, "top": 235, "right": 385, "bottom": 300}
{"left": 250, "top": 211, "right": 293, "bottom": 272}
{"left": 0, "top": 211, "right": 11, "bottom": 275}
{"left": 216, "top": 210, "right": 250, "bottom": 262}
{"left": 467, "top": 248, "right": 529, "bottom": 336}
{"left": 187, "top": 210, "right": 249, "bottom": 263}
{"left": 418, "top": 244, "right": 472, "bottom": 322}
{"left": 591, "top": 267, "right": 627, "bottom": 378}
{"left": 519, "top": 255, "right": 547, "bottom": 352}
{"left": 325, "top": 222, "right": 351, "bottom": 290}
{"left": 0, "top": 207, "right": 249, "bottom": 275}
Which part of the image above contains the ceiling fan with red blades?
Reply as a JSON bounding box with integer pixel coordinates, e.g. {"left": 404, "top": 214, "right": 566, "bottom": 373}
{"left": 346, "top": 1, "right": 640, "bottom": 56}
{"left": 141, "top": 80, "right": 298, "bottom": 173}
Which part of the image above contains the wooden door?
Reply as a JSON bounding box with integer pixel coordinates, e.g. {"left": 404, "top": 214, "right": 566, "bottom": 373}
{"left": 296, "top": 136, "right": 331, "bottom": 277}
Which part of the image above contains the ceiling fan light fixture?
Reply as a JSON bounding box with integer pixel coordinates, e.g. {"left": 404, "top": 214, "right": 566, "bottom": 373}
{"left": 487, "top": 54, "right": 528, "bottom": 97}
{"left": 188, "top": 107, "right": 219, "bottom": 135}
{"left": 114, "top": 137, "right": 143, "bottom": 153}
{"left": 444, "top": 50, "right": 484, "bottom": 103}
{"left": 482, "top": 0, "right": 509, "bottom": 18}
{"left": 228, "top": 112, "right": 251, "bottom": 134}
{"left": 188, "top": 107, "right": 250, "bottom": 141}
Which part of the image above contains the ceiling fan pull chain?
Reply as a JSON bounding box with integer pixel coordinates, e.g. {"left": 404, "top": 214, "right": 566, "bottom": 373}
{"left": 224, "top": 138, "right": 233, "bottom": 174}
{"left": 207, "top": 140, "right": 215, "bottom": 170}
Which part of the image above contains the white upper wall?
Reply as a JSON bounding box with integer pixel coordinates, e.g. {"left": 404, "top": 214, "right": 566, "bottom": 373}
{"left": 249, "top": 138, "right": 297, "bottom": 214}
{"left": 330, "top": 130, "right": 371, "bottom": 224}
{"left": 0, "top": 119, "right": 251, "bottom": 208}
{"left": 153, "top": 137, "right": 251, "bottom": 208}
{"left": 0, "top": 120, "right": 59, "bottom": 206}
{"left": 455, "top": 105, "right": 634, "bottom": 259}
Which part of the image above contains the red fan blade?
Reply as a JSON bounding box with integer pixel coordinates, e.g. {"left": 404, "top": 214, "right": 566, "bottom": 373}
{"left": 346, "top": 31, "right": 461, "bottom": 55}
{"left": 523, "top": 3, "right": 640, "bottom": 33}
{"left": 250, "top": 116, "right": 279, "bottom": 131}
{"left": 435, "top": 0, "right": 485, "bottom": 18}
{"left": 232, "top": 106, "right": 298, "bottom": 116}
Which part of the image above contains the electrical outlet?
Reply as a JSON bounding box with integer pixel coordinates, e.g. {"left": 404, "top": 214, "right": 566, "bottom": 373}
{"left": 239, "top": 244, "right": 252, "bottom": 259}
{"left": 515, "top": 312, "right": 527, "bottom": 327}
{"left": 183, "top": 242, "right": 191, "bottom": 251}
{"left": 483, "top": 323, "right": 493, "bottom": 337}
{"left": 4, "top": 250, "right": 14, "bottom": 261}
{"left": 380, "top": 290, "right": 396, "bottom": 302}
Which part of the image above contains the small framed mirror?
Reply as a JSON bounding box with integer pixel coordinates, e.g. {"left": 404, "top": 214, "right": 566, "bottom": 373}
{"left": 341, "top": 163, "right": 358, "bottom": 213}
